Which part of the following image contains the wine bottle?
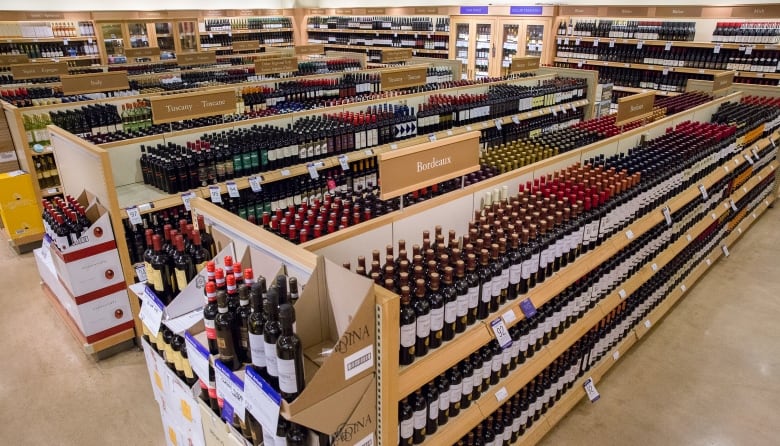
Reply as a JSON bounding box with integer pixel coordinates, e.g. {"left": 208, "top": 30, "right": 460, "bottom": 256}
{"left": 215, "top": 289, "right": 240, "bottom": 371}
{"left": 277, "top": 303, "right": 305, "bottom": 401}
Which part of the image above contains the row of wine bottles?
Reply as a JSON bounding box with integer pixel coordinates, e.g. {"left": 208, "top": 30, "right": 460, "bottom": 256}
{"left": 41, "top": 196, "right": 92, "bottom": 250}
{"left": 560, "top": 19, "right": 696, "bottom": 41}
{"left": 307, "top": 32, "right": 449, "bottom": 51}
{"left": 307, "top": 16, "right": 450, "bottom": 32}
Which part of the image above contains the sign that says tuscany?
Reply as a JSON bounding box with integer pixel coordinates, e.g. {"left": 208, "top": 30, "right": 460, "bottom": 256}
{"left": 151, "top": 90, "right": 235, "bottom": 124}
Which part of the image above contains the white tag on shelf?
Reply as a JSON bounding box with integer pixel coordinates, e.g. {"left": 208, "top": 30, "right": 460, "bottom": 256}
{"left": 706, "top": 258, "right": 712, "bottom": 266}
{"left": 466, "top": 125, "right": 473, "bottom": 131}
{"left": 127, "top": 206, "right": 142, "bottom": 225}
{"left": 564, "top": 38, "right": 570, "bottom": 45}
{"left": 512, "top": 115, "right": 520, "bottom": 125}
{"left": 215, "top": 360, "right": 245, "bottom": 421}
{"left": 644, "top": 319, "right": 652, "bottom": 328}
{"left": 209, "top": 186, "right": 222, "bottom": 203}
{"left": 495, "top": 386, "right": 509, "bottom": 402}
{"left": 281, "top": 169, "right": 291, "bottom": 177}
{"left": 663, "top": 206, "right": 673, "bottom": 226}
{"left": 752, "top": 212, "right": 757, "bottom": 219}
{"left": 746, "top": 45, "right": 753, "bottom": 55}
{"left": 134, "top": 264, "right": 147, "bottom": 282}
{"left": 575, "top": 37, "right": 581, "bottom": 46}
{"left": 226, "top": 181, "right": 240, "bottom": 198}
{"left": 139, "top": 286, "right": 164, "bottom": 334}
{"left": 771, "top": 138, "right": 776, "bottom": 148}
{"left": 248, "top": 176, "right": 262, "bottom": 192}
{"left": 714, "top": 44, "right": 721, "bottom": 54}
{"left": 665, "top": 41, "right": 672, "bottom": 51}
{"left": 752, "top": 147, "right": 760, "bottom": 160}
{"left": 181, "top": 192, "right": 196, "bottom": 211}
{"left": 593, "top": 38, "right": 599, "bottom": 47}
{"left": 730, "top": 200, "right": 738, "bottom": 212}
{"left": 63, "top": 39, "right": 68, "bottom": 45}
{"left": 428, "top": 133, "right": 437, "bottom": 142}
{"left": 681, "top": 284, "right": 687, "bottom": 292}
{"left": 651, "top": 263, "right": 658, "bottom": 272}
{"left": 365, "top": 149, "right": 374, "bottom": 156}
{"left": 583, "top": 377, "right": 600, "bottom": 402}
{"left": 698, "top": 184, "right": 708, "bottom": 200}
{"left": 609, "top": 39, "right": 615, "bottom": 48}
{"left": 244, "top": 367, "right": 281, "bottom": 436}
{"left": 737, "top": 227, "right": 743, "bottom": 234}
{"left": 339, "top": 155, "right": 350, "bottom": 170}
{"left": 711, "top": 212, "right": 718, "bottom": 220}
{"left": 495, "top": 119, "right": 503, "bottom": 131}
{"left": 743, "top": 186, "right": 748, "bottom": 194}
{"left": 502, "top": 309, "right": 517, "bottom": 325}
{"left": 618, "top": 289, "right": 627, "bottom": 299}
{"left": 723, "top": 165, "right": 729, "bottom": 173}
{"left": 637, "top": 41, "right": 644, "bottom": 49}
{"left": 184, "top": 332, "right": 210, "bottom": 384}
{"left": 686, "top": 234, "right": 692, "bottom": 242}
{"left": 490, "top": 318, "right": 513, "bottom": 349}
{"left": 612, "top": 351, "right": 620, "bottom": 361}
{"left": 447, "top": 130, "right": 454, "bottom": 136}
{"left": 578, "top": 60, "right": 583, "bottom": 68}
{"left": 625, "top": 229, "right": 634, "bottom": 240}
{"left": 663, "top": 66, "right": 670, "bottom": 75}
{"left": 308, "top": 163, "right": 320, "bottom": 179}
{"left": 552, "top": 107, "right": 557, "bottom": 117}
{"left": 744, "top": 154, "right": 755, "bottom": 165}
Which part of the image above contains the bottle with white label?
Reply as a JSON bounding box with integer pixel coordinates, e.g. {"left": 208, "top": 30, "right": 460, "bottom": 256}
{"left": 399, "top": 397, "right": 414, "bottom": 446}
{"left": 411, "top": 388, "right": 427, "bottom": 444}
{"left": 248, "top": 279, "right": 268, "bottom": 378}
{"left": 263, "top": 288, "right": 281, "bottom": 389}
{"left": 427, "top": 272, "right": 445, "bottom": 350}
{"left": 413, "top": 279, "right": 431, "bottom": 358}
{"left": 277, "top": 303, "right": 304, "bottom": 401}
{"left": 399, "top": 285, "right": 417, "bottom": 366}
{"left": 425, "top": 382, "right": 439, "bottom": 435}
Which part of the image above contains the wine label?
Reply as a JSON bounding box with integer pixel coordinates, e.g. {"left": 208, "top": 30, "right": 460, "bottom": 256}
{"left": 467, "top": 286, "right": 479, "bottom": 310}
{"left": 175, "top": 269, "right": 188, "bottom": 292}
{"left": 430, "top": 307, "right": 444, "bottom": 331}
{"left": 416, "top": 314, "right": 431, "bottom": 338}
{"left": 400, "top": 323, "right": 416, "bottom": 347}
{"left": 277, "top": 358, "right": 299, "bottom": 393}
{"left": 481, "top": 283, "right": 492, "bottom": 303}
{"left": 428, "top": 400, "right": 438, "bottom": 420}
{"left": 249, "top": 333, "right": 266, "bottom": 367}
{"left": 413, "top": 409, "right": 426, "bottom": 430}
{"left": 400, "top": 418, "right": 414, "bottom": 439}
{"left": 461, "top": 375, "right": 474, "bottom": 398}
{"left": 444, "top": 300, "right": 457, "bottom": 324}
{"left": 449, "top": 382, "right": 462, "bottom": 405}
{"left": 204, "top": 318, "right": 217, "bottom": 340}
{"left": 264, "top": 341, "right": 279, "bottom": 377}
{"left": 438, "top": 389, "right": 450, "bottom": 411}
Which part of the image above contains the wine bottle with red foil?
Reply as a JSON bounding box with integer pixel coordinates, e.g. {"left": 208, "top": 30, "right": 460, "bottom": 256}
{"left": 203, "top": 282, "right": 219, "bottom": 355}
{"left": 150, "top": 234, "right": 174, "bottom": 304}
{"left": 215, "top": 289, "right": 239, "bottom": 371}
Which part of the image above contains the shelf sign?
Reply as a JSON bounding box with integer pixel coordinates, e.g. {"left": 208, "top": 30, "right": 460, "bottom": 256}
{"left": 509, "top": 6, "right": 543, "bottom": 15}
{"left": 151, "top": 89, "right": 235, "bottom": 125}
{"left": 460, "top": 6, "right": 489, "bottom": 15}
{"left": 309, "top": 9, "right": 327, "bottom": 15}
{"left": 378, "top": 132, "right": 480, "bottom": 200}
{"left": 655, "top": 7, "right": 702, "bottom": 18}
{"left": 519, "top": 298, "right": 537, "bottom": 319}
{"left": 232, "top": 40, "right": 260, "bottom": 52}
{"left": 510, "top": 56, "right": 540, "bottom": 73}
{"left": 380, "top": 48, "right": 413, "bottom": 64}
{"left": 255, "top": 56, "right": 298, "bottom": 75}
{"left": 730, "top": 6, "right": 780, "bottom": 18}
{"left": 60, "top": 71, "right": 129, "bottom": 95}
{"left": 381, "top": 66, "right": 426, "bottom": 90}
{"left": 10, "top": 62, "right": 67, "bottom": 80}
{"left": 295, "top": 44, "right": 325, "bottom": 56}
{"left": 0, "top": 54, "right": 29, "bottom": 66}
{"left": 366, "top": 8, "right": 387, "bottom": 15}
{"left": 414, "top": 7, "right": 439, "bottom": 14}
{"left": 559, "top": 6, "right": 598, "bottom": 16}
{"left": 25, "top": 12, "right": 64, "bottom": 19}
{"left": 177, "top": 51, "right": 217, "bottom": 66}
{"left": 606, "top": 7, "right": 649, "bottom": 17}
{"left": 125, "top": 47, "right": 161, "bottom": 58}
{"left": 615, "top": 91, "right": 655, "bottom": 126}
{"left": 713, "top": 71, "right": 735, "bottom": 92}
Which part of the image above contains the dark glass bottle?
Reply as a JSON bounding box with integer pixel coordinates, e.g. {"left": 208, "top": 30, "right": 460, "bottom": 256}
{"left": 203, "top": 282, "right": 219, "bottom": 355}
{"left": 427, "top": 272, "right": 445, "bottom": 349}
{"left": 441, "top": 266, "right": 458, "bottom": 342}
{"left": 248, "top": 281, "right": 267, "bottom": 379}
{"left": 150, "top": 234, "right": 174, "bottom": 304}
{"left": 412, "top": 388, "right": 427, "bottom": 444}
{"left": 399, "top": 285, "right": 417, "bottom": 366}
{"left": 277, "top": 303, "right": 305, "bottom": 401}
{"left": 235, "top": 282, "right": 252, "bottom": 364}
{"left": 215, "top": 290, "right": 239, "bottom": 371}
{"left": 263, "top": 288, "right": 282, "bottom": 389}
{"left": 412, "top": 278, "right": 431, "bottom": 358}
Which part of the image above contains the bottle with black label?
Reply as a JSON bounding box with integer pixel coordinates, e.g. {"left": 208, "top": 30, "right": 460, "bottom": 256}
{"left": 277, "top": 303, "right": 305, "bottom": 401}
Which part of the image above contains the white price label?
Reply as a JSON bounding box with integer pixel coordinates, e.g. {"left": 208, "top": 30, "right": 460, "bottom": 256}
{"left": 512, "top": 115, "right": 520, "bottom": 125}
{"left": 428, "top": 133, "right": 437, "bottom": 142}
{"left": 127, "top": 206, "right": 142, "bottom": 225}
{"left": 501, "top": 309, "right": 517, "bottom": 325}
{"left": 181, "top": 192, "right": 196, "bottom": 211}
{"left": 665, "top": 41, "right": 672, "bottom": 51}
{"left": 365, "top": 149, "right": 373, "bottom": 156}
{"left": 139, "top": 286, "right": 165, "bottom": 334}
{"left": 575, "top": 38, "right": 581, "bottom": 46}
{"left": 698, "top": 184, "right": 708, "bottom": 200}
{"left": 752, "top": 147, "right": 760, "bottom": 160}
{"left": 686, "top": 234, "right": 692, "bottom": 242}
{"left": 711, "top": 212, "right": 718, "bottom": 220}
{"left": 495, "top": 119, "right": 503, "bottom": 131}
{"left": 495, "top": 386, "right": 509, "bottom": 402}
{"left": 134, "top": 264, "right": 147, "bottom": 282}
{"left": 644, "top": 319, "right": 652, "bottom": 328}
{"left": 745, "top": 45, "right": 753, "bottom": 55}
{"left": 730, "top": 200, "right": 738, "bottom": 212}
{"left": 663, "top": 206, "right": 673, "bottom": 226}
{"left": 637, "top": 41, "right": 643, "bottom": 49}
{"left": 744, "top": 154, "right": 755, "bottom": 165}
{"left": 752, "top": 212, "right": 757, "bottom": 219}
{"left": 609, "top": 39, "right": 615, "bottom": 48}
{"left": 339, "top": 155, "right": 350, "bottom": 170}
{"left": 209, "top": 186, "right": 222, "bottom": 203}
{"left": 618, "top": 289, "right": 627, "bottom": 299}
{"left": 245, "top": 367, "right": 281, "bottom": 436}
{"left": 490, "top": 318, "right": 513, "bottom": 349}
{"left": 63, "top": 39, "right": 68, "bottom": 45}
{"left": 466, "top": 125, "right": 473, "bottom": 131}
{"left": 185, "top": 332, "right": 210, "bottom": 383}
{"left": 714, "top": 44, "right": 721, "bottom": 54}
{"left": 612, "top": 351, "right": 620, "bottom": 361}
{"left": 308, "top": 163, "right": 320, "bottom": 179}
{"left": 583, "top": 377, "right": 600, "bottom": 402}
{"left": 447, "top": 130, "right": 454, "bottom": 136}
{"left": 680, "top": 284, "right": 687, "bottom": 292}
{"left": 625, "top": 229, "right": 634, "bottom": 240}
{"left": 226, "top": 181, "right": 240, "bottom": 198}
{"left": 215, "top": 360, "right": 245, "bottom": 421}
{"left": 390, "top": 143, "right": 398, "bottom": 150}
{"left": 578, "top": 60, "right": 583, "bottom": 68}
{"left": 651, "top": 263, "right": 658, "bottom": 272}
{"left": 248, "top": 176, "right": 262, "bottom": 192}
{"left": 663, "top": 67, "right": 670, "bottom": 75}
{"left": 723, "top": 165, "right": 730, "bottom": 173}
{"left": 737, "top": 227, "right": 743, "bottom": 234}
{"left": 706, "top": 258, "right": 712, "bottom": 266}
{"left": 593, "top": 38, "right": 599, "bottom": 47}
{"left": 281, "top": 169, "right": 291, "bottom": 177}
{"left": 552, "top": 107, "right": 557, "bottom": 117}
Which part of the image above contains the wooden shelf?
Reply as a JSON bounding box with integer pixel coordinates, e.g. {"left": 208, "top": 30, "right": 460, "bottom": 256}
{"left": 307, "top": 28, "right": 449, "bottom": 37}
{"left": 319, "top": 43, "right": 449, "bottom": 55}
{"left": 557, "top": 35, "right": 780, "bottom": 52}
{"left": 613, "top": 85, "right": 680, "bottom": 97}
{"left": 204, "top": 28, "right": 294, "bottom": 35}
{"left": 554, "top": 57, "right": 727, "bottom": 76}
{"left": 1, "top": 35, "right": 95, "bottom": 43}
{"left": 30, "top": 55, "right": 100, "bottom": 62}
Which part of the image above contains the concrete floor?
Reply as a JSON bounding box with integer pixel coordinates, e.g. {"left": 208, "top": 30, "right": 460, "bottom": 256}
{"left": 0, "top": 206, "right": 778, "bottom": 446}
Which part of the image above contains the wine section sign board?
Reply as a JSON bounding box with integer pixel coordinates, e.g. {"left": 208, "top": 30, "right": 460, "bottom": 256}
{"left": 615, "top": 91, "right": 655, "bottom": 127}
{"left": 510, "top": 56, "right": 540, "bottom": 73}
{"left": 378, "top": 132, "right": 480, "bottom": 199}
{"left": 11, "top": 62, "right": 67, "bottom": 80}
{"left": 381, "top": 66, "right": 427, "bottom": 90}
{"left": 61, "top": 71, "right": 129, "bottom": 95}
{"left": 151, "top": 90, "right": 235, "bottom": 124}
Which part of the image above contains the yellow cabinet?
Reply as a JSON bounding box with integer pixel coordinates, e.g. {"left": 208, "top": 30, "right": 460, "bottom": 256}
{"left": 0, "top": 170, "right": 44, "bottom": 242}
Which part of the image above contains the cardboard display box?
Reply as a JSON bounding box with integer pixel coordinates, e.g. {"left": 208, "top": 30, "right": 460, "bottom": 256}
{"left": 0, "top": 170, "right": 44, "bottom": 241}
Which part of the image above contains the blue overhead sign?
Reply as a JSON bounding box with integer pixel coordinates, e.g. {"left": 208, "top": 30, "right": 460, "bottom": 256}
{"left": 510, "top": 6, "right": 544, "bottom": 15}
{"left": 460, "top": 6, "right": 489, "bottom": 14}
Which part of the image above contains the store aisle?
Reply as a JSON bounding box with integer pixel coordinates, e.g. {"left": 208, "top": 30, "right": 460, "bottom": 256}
{"left": 0, "top": 241, "right": 162, "bottom": 445}
{"left": 539, "top": 205, "right": 780, "bottom": 446}
{"left": 0, "top": 206, "right": 778, "bottom": 445}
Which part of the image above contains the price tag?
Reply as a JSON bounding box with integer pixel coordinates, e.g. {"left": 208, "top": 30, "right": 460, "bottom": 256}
{"left": 706, "top": 258, "right": 712, "bottom": 266}
{"left": 737, "top": 227, "right": 743, "bottom": 234}
{"left": 752, "top": 212, "right": 757, "bottom": 219}
{"left": 134, "top": 264, "right": 148, "bottom": 282}
{"left": 752, "top": 147, "right": 760, "bottom": 160}
{"left": 711, "top": 212, "right": 718, "bottom": 220}
{"left": 593, "top": 38, "right": 599, "bottom": 47}
{"left": 390, "top": 143, "right": 398, "bottom": 150}
{"left": 583, "top": 377, "right": 600, "bottom": 402}
{"left": 662, "top": 206, "right": 673, "bottom": 226}
{"left": 63, "top": 39, "right": 68, "bottom": 45}
{"left": 730, "top": 199, "right": 738, "bottom": 212}
{"left": 428, "top": 133, "right": 437, "bottom": 142}
{"left": 680, "top": 284, "right": 687, "bottom": 292}
{"left": 625, "top": 229, "right": 634, "bottom": 240}
{"left": 609, "top": 39, "right": 615, "bottom": 48}
{"left": 181, "top": 192, "right": 196, "bottom": 211}
{"left": 281, "top": 169, "right": 291, "bottom": 177}
{"left": 686, "top": 234, "right": 692, "bottom": 242}
{"left": 88, "top": 38, "right": 93, "bottom": 44}
{"left": 551, "top": 107, "right": 557, "bottom": 117}
{"left": 139, "top": 286, "right": 165, "bottom": 334}
{"left": 495, "top": 119, "right": 503, "bottom": 131}
{"left": 226, "top": 181, "right": 240, "bottom": 198}
{"left": 714, "top": 44, "right": 721, "bottom": 54}
{"left": 364, "top": 149, "right": 373, "bottom": 156}
{"left": 466, "top": 125, "right": 473, "bottom": 131}
{"left": 248, "top": 176, "right": 262, "bottom": 192}
{"left": 338, "top": 155, "right": 349, "bottom": 170}
{"left": 637, "top": 41, "right": 644, "bottom": 50}
{"left": 744, "top": 154, "right": 755, "bottom": 165}
{"left": 501, "top": 309, "right": 517, "bottom": 325}
{"left": 578, "top": 60, "right": 583, "bottom": 68}
{"left": 665, "top": 41, "right": 672, "bottom": 51}
{"left": 651, "top": 263, "right": 658, "bottom": 272}
{"left": 447, "top": 130, "right": 454, "bottom": 136}
{"left": 512, "top": 115, "right": 520, "bottom": 125}
{"left": 519, "top": 298, "right": 537, "bottom": 319}
{"left": 612, "top": 351, "right": 620, "bottom": 361}
{"left": 663, "top": 67, "right": 670, "bottom": 75}
{"left": 723, "top": 165, "right": 729, "bottom": 173}
{"left": 644, "top": 319, "right": 652, "bottom": 328}
{"left": 184, "top": 332, "right": 210, "bottom": 383}
{"left": 698, "top": 184, "right": 708, "bottom": 200}
{"left": 215, "top": 360, "right": 245, "bottom": 421}
{"left": 618, "top": 289, "right": 627, "bottom": 299}
{"left": 771, "top": 138, "right": 776, "bottom": 148}
{"left": 245, "top": 367, "right": 281, "bottom": 436}
{"left": 209, "top": 186, "right": 222, "bottom": 203}
{"left": 745, "top": 45, "right": 753, "bottom": 55}
{"left": 575, "top": 37, "right": 581, "bottom": 46}
{"left": 743, "top": 186, "right": 748, "bottom": 194}
{"left": 495, "top": 387, "right": 509, "bottom": 402}
{"left": 490, "top": 318, "right": 513, "bottom": 349}
{"left": 308, "top": 163, "right": 320, "bottom": 179}
{"left": 127, "top": 206, "right": 143, "bottom": 225}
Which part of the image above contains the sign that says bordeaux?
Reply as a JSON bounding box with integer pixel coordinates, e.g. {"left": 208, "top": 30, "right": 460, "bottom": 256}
{"left": 0, "top": 54, "right": 30, "bottom": 66}
{"left": 381, "top": 48, "right": 413, "bottom": 63}
{"left": 151, "top": 90, "right": 235, "bottom": 125}
{"left": 255, "top": 56, "right": 298, "bottom": 75}
{"left": 510, "top": 56, "right": 540, "bottom": 73}
{"left": 713, "top": 71, "right": 735, "bottom": 92}
{"left": 381, "top": 66, "right": 426, "bottom": 90}
{"left": 61, "top": 71, "right": 129, "bottom": 96}
{"left": 11, "top": 62, "right": 68, "bottom": 80}
{"left": 378, "top": 133, "right": 480, "bottom": 199}
{"left": 125, "top": 47, "right": 161, "bottom": 58}
{"left": 177, "top": 51, "right": 217, "bottom": 66}
{"left": 615, "top": 91, "right": 655, "bottom": 126}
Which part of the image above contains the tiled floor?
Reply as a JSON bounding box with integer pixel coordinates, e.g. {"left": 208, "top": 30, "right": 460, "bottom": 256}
{"left": 0, "top": 206, "right": 778, "bottom": 445}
